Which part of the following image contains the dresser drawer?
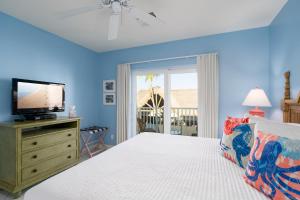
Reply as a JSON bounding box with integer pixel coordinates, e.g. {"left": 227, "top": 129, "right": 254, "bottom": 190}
{"left": 22, "top": 140, "right": 77, "bottom": 168}
{"left": 22, "top": 129, "right": 77, "bottom": 152}
{"left": 22, "top": 151, "right": 77, "bottom": 181}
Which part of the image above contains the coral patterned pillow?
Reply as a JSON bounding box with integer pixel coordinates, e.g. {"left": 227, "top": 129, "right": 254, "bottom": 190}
{"left": 244, "top": 131, "right": 300, "bottom": 200}
{"left": 220, "top": 122, "right": 255, "bottom": 168}
{"left": 223, "top": 116, "right": 250, "bottom": 135}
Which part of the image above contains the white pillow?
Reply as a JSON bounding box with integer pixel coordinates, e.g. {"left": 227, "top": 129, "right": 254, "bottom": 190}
{"left": 287, "top": 123, "right": 300, "bottom": 127}
{"left": 249, "top": 116, "right": 300, "bottom": 140}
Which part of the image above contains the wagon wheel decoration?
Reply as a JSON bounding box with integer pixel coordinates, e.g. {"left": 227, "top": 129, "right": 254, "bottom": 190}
{"left": 142, "top": 88, "right": 164, "bottom": 132}
{"left": 143, "top": 73, "right": 164, "bottom": 132}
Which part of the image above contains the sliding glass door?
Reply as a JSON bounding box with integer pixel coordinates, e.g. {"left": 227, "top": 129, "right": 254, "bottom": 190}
{"left": 135, "top": 72, "right": 165, "bottom": 133}
{"left": 132, "top": 67, "right": 198, "bottom": 136}
{"left": 170, "top": 71, "right": 198, "bottom": 136}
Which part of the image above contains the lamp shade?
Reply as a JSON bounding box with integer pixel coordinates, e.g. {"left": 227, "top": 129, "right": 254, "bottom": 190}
{"left": 242, "top": 88, "right": 272, "bottom": 107}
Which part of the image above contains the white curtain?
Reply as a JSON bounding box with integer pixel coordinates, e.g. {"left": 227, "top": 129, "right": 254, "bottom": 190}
{"left": 197, "top": 53, "right": 219, "bottom": 138}
{"left": 116, "top": 63, "right": 131, "bottom": 144}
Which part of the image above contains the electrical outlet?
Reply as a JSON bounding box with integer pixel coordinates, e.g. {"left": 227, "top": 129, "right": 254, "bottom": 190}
{"left": 110, "top": 134, "right": 114, "bottom": 141}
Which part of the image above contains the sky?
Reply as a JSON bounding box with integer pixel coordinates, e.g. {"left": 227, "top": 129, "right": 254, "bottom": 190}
{"left": 137, "top": 72, "right": 197, "bottom": 91}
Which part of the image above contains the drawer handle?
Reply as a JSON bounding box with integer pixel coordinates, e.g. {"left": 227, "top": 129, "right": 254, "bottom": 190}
{"left": 67, "top": 155, "right": 72, "bottom": 159}
{"left": 67, "top": 144, "right": 72, "bottom": 148}
{"left": 67, "top": 133, "right": 72, "bottom": 137}
{"left": 31, "top": 169, "right": 38, "bottom": 173}
{"left": 32, "top": 142, "right": 38, "bottom": 146}
{"left": 32, "top": 155, "right": 38, "bottom": 159}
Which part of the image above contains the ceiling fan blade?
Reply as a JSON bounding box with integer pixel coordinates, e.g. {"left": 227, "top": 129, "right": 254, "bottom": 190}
{"left": 57, "top": 5, "right": 98, "bottom": 19}
{"left": 127, "top": 7, "right": 159, "bottom": 26}
{"left": 108, "top": 14, "right": 121, "bottom": 40}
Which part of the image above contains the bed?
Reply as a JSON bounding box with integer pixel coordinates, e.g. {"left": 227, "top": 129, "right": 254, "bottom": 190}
{"left": 23, "top": 71, "right": 300, "bottom": 200}
{"left": 24, "top": 133, "right": 267, "bottom": 200}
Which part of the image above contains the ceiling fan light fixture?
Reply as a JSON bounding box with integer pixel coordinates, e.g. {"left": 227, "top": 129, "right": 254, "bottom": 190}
{"left": 101, "top": 0, "right": 111, "bottom": 5}
{"left": 59, "top": 0, "right": 162, "bottom": 41}
{"left": 111, "top": 1, "right": 122, "bottom": 14}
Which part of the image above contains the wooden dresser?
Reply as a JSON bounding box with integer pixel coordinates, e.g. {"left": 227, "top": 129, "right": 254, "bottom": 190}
{"left": 0, "top": 117, "right": 80, "bottom": 197}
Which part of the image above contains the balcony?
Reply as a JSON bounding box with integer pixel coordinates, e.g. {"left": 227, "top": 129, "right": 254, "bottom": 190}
{"left": 137, "top": 107, "right": 198, "bottom": 136}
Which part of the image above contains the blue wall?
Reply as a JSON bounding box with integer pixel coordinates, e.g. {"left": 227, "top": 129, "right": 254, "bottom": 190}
{"left": 0, "top": 12, "right": 100, "bottom": 128}
{"left": 1, "top": 10, "right": 282, "bottom": 145}
{"left": 269, "top": 0, "right": 300, "bottom": 120}
{"left": 97, "top": 28, "right": 270, "bottom": 144}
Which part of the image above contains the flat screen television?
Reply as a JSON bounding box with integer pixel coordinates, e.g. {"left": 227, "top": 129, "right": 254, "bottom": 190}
{"left": 12, "top": 78, "right": 65, "bottom": 116}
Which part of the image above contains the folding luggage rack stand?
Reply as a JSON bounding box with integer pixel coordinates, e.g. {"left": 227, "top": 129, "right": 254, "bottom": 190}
{"left": 80, "top": 126, "right": 109, "bottom": 158}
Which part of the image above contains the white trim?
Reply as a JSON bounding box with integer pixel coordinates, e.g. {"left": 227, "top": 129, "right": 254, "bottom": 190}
{"left": 128, "top": 55, "right": 198, "bottom": 65}
{"left": 133, "top": 64, "right": 197, "bottom": 74}
{"left": 131, "top": 65, "right": 198, "bottom": 135}
{"left": 167, "top": 67, "right": 197, "bottom": 74}
{"left": 164, "top": 71, "right": 171, "bottom": 134}
{"left": 134, "top": 68, "right": 166, "bottom": 75}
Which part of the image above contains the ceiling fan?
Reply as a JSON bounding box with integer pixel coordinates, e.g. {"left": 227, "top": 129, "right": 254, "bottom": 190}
{"left": 58, "top": 0, "right": 162, "bottom": 40}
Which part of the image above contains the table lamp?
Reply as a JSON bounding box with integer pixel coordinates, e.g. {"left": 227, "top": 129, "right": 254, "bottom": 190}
{"left": 242, "top": 88, "right": 272, "bottom": 117}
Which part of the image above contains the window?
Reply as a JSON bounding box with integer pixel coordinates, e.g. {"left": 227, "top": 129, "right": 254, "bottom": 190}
{"left": 132, "top": 67, "right": 198, "bottom": 136}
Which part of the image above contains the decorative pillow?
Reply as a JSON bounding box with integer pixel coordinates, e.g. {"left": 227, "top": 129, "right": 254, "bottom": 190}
{"left": 221, "top": 121, "right": 254, "bottom": 168}
{"left": 244, "top": 131, "right": 300, "bottom": 200}
{"left": 249, "top": 115, "right": 300, "bottom": 140}
{"left": 223, "top": 116, "right": 250, "bottom": 135}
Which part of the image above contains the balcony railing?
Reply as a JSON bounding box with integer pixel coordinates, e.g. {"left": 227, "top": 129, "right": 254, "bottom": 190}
{"left": 137, "top": 107, "right": 198, "bottom": 136}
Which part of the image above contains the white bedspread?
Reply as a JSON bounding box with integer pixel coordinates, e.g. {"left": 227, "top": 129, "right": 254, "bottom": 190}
{"left": 24, "top": 133, "right": 267, "bottom": 200}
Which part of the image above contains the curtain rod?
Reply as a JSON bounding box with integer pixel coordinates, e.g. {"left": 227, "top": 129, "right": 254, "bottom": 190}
{"left": 127, "top": 54, "right": 199, "bottom": 65}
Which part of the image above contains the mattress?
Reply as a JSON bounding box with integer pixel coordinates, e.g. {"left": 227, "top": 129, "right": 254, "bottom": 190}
{"left": 24, "top": 133, "right": 267, "bottom": 200}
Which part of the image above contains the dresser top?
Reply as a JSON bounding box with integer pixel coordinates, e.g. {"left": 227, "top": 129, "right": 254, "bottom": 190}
{"left": 0, "top": 117, "right": 80, "bottom": 128}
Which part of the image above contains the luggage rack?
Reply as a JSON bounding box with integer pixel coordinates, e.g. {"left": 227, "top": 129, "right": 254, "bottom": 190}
{"left": 80, "top": 126, "right": 109, "bottom": 158}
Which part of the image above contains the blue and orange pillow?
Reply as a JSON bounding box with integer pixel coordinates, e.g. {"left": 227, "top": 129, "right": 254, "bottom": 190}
{"left": 244, "top": 131, "right": 300, "bottom": 200}
{"left": 220, "top": 117, "right": 254, "bottom": 168}
{"left": 223, "top": 116, "right": 250, "bottom": 135}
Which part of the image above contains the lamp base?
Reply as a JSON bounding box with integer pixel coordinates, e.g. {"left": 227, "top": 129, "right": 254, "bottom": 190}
{"left": 249, "top": 107, "right": 265, "bottom": 117}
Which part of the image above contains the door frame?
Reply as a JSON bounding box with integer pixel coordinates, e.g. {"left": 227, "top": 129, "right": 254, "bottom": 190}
{"left": 131, "top": 65, "right": 197, "bottom": 136}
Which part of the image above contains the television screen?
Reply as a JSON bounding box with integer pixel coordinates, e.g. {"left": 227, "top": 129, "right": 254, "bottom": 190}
{"left": 12, "top": 79, "right": 65, "bottom": 115}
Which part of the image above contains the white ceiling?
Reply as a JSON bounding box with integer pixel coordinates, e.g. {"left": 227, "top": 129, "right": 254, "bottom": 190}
{"left": 0, "top": 0, "right": 287, "bottom": 53}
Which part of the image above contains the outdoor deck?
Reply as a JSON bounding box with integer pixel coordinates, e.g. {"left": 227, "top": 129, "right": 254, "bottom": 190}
{"left": 137, "top": 107, "right": 198, "bottom": 136}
